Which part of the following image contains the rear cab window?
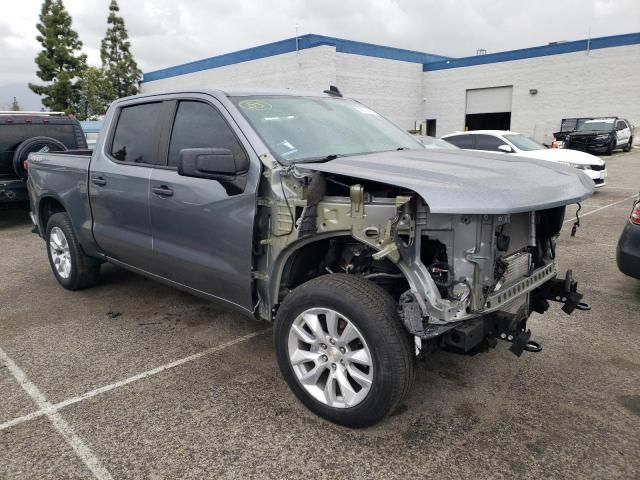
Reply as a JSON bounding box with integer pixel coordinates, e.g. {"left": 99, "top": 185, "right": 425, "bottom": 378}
{"left": 110, "top": 102, "right": 163, "bottom": 165}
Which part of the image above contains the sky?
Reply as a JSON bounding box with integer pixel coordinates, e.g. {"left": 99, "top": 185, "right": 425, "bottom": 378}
{"left": 1, "top": 0, "right": 639, "bottom": 110}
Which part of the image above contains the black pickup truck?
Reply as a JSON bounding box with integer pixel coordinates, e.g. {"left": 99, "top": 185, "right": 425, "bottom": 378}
{"left": 0, "top": 112, "right": 87, "bottom": 204}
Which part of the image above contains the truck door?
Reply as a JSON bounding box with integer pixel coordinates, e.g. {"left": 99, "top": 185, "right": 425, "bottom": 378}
{"left": 89, "top": 101, "right": 165, "bottom": 272}
{"left": 149, "top": 97, "right": 258, "bottom": 311}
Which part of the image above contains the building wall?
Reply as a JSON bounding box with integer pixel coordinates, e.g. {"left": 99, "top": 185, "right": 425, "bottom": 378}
{"left": 140, "top": 45, "right": 337, "bottom": 95}
{"left": 423, "top": 44, "right": 640, "bottom": 143}
{"left": 336, "top": 53, "right": 424, "bottom": 129}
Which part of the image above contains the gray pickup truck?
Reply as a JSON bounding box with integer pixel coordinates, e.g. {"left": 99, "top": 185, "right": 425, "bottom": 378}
{"left": 27, "top": 88, "right": 593, "bottom": 427}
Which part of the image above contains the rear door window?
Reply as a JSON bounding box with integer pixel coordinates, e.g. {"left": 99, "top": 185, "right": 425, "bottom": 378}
{"left": 110, "top": 102, "right": 163, "bottom": 165}
{"left": 443, "top": 134, "right": 474, "bottom": 149}
{"left": 167, "top": 101, "right": 247, "bottom": 168}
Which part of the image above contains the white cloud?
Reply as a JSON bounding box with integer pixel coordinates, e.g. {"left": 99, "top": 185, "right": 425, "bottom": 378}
{"left": 1, "top": 0, "right": 638, "bottom": 108}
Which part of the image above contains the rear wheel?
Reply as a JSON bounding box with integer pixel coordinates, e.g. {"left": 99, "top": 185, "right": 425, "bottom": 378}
{"left": 13, "top": 136, "right": 67, "bottom": 181}
{"left": 623, "top": 137, "right": 633, "bottom": 152}
{"left": 46, "top": 212, "right": 101, "bottom": 290}
{"left": 275, "top": 274, "right": 414, "bottom": 427}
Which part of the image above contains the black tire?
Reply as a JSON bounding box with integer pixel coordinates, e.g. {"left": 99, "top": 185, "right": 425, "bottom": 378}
{"left": 604, "top": 140, "right": 616, "bottom": 157}
{"left": 623, "top": 137, "right": 633, "bottom": 152}
{"left": 46, "top": 212, "right": 100, "bottom": 290}
{"left": 13, "top": 136, "right": 67, "bottom": 180}
{"left": 275, "top": 274, "right": 414, "bottom": 427}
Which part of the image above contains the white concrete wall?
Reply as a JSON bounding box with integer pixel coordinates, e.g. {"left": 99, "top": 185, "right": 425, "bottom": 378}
{"left": 335, "top": 53, "right": 424, "bottom": 130}
{"left": 141, "top": 46, "right": 426, "bottom": 130}
{"left": 423, "top": 44, "right": 640, "bottom": 143}
{"left": 140, "top": 45, "right": 337, "bottom": 94}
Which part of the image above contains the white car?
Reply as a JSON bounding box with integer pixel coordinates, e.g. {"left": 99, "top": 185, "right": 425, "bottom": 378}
{"left": 442, "top": 130, "right": 607, "bottom": 188}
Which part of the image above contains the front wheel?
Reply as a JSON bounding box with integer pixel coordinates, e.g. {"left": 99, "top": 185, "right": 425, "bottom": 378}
{"left": 275, "top": 274, "right": 414, "bottom": 427}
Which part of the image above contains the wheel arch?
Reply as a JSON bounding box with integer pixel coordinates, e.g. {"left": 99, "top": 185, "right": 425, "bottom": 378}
{"left": 38, "top": 195, "right": 67, "bottom": 234}
{"left": 269, "top": 232, "right": 353, "bottom": 309}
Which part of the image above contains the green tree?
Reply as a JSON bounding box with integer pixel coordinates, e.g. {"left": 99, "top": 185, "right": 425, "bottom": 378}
{"left": 74, "top": 67, "right": 113, "bottom": 120}
{"left": 9, "top": 97, "right": 21, "bottom": 111}
{"left": 29, "top": 0, "right": 87, "bottom": 113}
{"left": 100, "top": 0, "right": 141, "bottom": 100}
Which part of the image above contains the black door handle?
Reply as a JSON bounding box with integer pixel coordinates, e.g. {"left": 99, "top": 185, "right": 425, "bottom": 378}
{"left": 152, "top": 185, "right": 174, "bottom": 197}
{"left": 91, "top": 176, "right": 107, "bottom": 186}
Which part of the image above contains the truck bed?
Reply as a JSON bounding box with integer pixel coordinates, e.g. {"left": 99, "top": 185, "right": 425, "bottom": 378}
{"left": 27, "top": 150, "right": 95, "bottom": 250}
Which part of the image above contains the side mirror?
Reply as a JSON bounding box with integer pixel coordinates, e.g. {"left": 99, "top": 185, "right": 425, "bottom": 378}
{"left": 497, "top": 144, "right": 513, "bottom": 153}
{"left": 178, "top": 148, "right": 249, "bottom": 180}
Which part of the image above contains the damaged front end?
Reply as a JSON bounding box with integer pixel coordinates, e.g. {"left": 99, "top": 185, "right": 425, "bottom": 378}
{"left": 252, "top": 154, "right": 589, "bottom": 357}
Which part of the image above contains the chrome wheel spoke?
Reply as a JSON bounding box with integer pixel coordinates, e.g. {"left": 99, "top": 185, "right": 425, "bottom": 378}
{"left": 291, "top": 324, "right": 315, "bottom": 345}
{"left": 339, "top": 323, "right": 359, "bottom": 345}
{"left": 301, "top": 313, "right": 326, "bottom": 343}
{"left": 324, "top": 375, "right": 338, "bottom": 404}
{"left": 290, "top": 349, "right": 321, "bottom": 366}
{"left": 346, "top": 364, "right": 372, "bottom": 388}
{"left": 345, "top": 348, "right": 371, "bottom": 367}
{"left": 335, "top": 368, "right": 357, "bottom": 405}
{"left": 324, "top": 310, "right": 340, "bottom": 339}
{"left": 299, "top": 363, "right": 326, "bottom": 385}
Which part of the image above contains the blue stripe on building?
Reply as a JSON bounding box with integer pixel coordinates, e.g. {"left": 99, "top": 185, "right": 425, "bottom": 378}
{"left": 142, "top": 32, "right": 640, "bottom": 83}
{"left": 424, "top": 32, "right": 640, "bottom": 71}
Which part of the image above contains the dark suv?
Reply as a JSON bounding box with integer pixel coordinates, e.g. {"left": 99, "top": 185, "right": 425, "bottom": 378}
{"left": 0, "top": 112, "right": 87, "bottom": 204}
{"left": 565, "top": 117, "right": 633, "bottom": 155}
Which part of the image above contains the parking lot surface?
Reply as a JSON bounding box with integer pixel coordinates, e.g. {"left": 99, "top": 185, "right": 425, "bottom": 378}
{"left": 1, "top": 150, "right": 639, "bottom": 479}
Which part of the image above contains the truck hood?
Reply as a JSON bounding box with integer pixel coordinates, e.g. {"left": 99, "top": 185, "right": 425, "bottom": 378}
{"left": 299, "top": 149, "right": 594, "bottom": 214}
{"left": 514, "top": 148, "right": 604, "bottom": 166}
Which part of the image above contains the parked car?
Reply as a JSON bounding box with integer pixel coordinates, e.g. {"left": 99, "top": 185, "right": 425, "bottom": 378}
{"left": 616, "top": 194, "right": 640, "bottom": 279}
{"left": 564, "top": 117, "right": 633, "bottom": 155}
{"left": 441, "top": 130, "right": 607, "bottom": 188}
{"left": 552, "top": 117, "right": 593, "bottom": 147}
{"left": 0, "top": 111, "right": 87, "bottom": 204}
{"left": 27, "top": 88, "right": 593, "bottom": 427}
{"left": 414, "top": 135, "right": 460, "bottom": 150}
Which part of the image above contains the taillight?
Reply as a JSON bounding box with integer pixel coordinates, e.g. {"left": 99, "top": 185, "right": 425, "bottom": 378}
{"left": 631, "top": 201, "right": 640, "bottom": 225}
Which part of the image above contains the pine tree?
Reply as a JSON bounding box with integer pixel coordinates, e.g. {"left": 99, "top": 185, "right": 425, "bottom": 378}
{"left": 29, "top": 0, "right": 87, "bottom": 113}
{"left": 100, "top": 0, "right": 141, "bottom": 100}
{"left": 74, "top": 67, "right": 112, "bottom": 120}
{"left": 10, "top": 97, "right": 21, "bottom": 111}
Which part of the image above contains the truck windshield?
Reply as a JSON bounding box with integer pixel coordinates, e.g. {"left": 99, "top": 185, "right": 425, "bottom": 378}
{"left": 503, "top": 134, "right": 546, "bottom": 151}
{"left": 230, "top": 96, "right": 422, "bottom": 163}
{"left": 577, "top": 120, "right": 615, "bottom": 132}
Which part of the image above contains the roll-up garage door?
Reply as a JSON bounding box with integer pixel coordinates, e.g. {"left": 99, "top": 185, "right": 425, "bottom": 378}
{"left": 466, "top": 86, "right": 513, "bottom": 114}
{"left": 465, "top": 86, "right": 513, "bottom": 130}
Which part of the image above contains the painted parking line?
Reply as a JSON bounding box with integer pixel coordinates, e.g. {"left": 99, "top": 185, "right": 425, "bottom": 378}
{"left": 0, "top": 328, "right": 271, "bottom": 433}
{"left": 0, "top": 346, "right": 114, "bottom": 480}
{"left": 564, "top": 194, "right": 637, "bottom": 224}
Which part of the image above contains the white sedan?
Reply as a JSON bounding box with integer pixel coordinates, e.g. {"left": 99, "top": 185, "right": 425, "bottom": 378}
{"left": 441, "top": 130, "right": 607, "bottom": 187}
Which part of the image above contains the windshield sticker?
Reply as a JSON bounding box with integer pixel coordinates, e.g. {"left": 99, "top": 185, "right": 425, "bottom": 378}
{"left": 239, "top": 100, "right": 272, "bottom": 111}
{"left": 353, "top": 106, "right": 379, "bottom": 116}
